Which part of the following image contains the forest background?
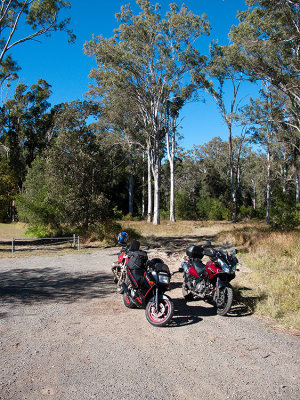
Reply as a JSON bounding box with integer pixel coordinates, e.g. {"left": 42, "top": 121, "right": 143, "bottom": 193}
{"left": 0, "top": 0, "right": 299, "bottom": 236}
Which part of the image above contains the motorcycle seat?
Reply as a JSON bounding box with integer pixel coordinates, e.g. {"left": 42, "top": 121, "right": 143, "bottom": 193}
{"left": 191, "top": 259, "right": 206, "bottom": 274}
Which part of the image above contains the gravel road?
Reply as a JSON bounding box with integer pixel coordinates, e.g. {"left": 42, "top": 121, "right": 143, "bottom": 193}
{"left": 0, "top": 249, "right": 299, "bottom": 400}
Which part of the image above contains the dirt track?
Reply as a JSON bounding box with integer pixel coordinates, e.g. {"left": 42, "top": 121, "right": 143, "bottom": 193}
{"left": 0, "top": 248, "right": 299, "bottom": 400}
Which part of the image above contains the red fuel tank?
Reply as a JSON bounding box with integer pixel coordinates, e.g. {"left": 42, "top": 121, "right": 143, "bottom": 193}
{"left": 188, "top": 265, "right": 199, "bottom": 278}
{"left": 205, "top": 260, "right": 222, "bottom": 279}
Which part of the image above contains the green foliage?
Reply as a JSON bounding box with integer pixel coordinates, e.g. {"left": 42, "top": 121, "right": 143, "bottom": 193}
{"left": 270, "top": 195, "right": 300, "bottom": 231}
{"left": 89, "top": 220, "right": 123, "bottom": 244}
{"left": 175, "top": 190, "right": 196, "bottom": 220}
{"left": 25, "top": 225, "right": 52, "bottom": 238}
{"left": 0, "top": 160, "right": 18, "bottom": 222}
{"left": 239, "top": 205, "right": 256, "bottom": 220}
{"left": 15, "top": 101, "right": 111, "bottom": 231}
{"left": 197, "top": 197, "right": 230, "bottom": 221}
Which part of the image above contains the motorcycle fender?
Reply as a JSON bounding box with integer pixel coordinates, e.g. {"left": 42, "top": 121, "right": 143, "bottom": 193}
{"left": 215, "top": 277, "right": 225, "bottom": 300}
{"left": 216, "top": 278, "right": 227, "bottom": 289}
{"left": 149, "top": 293, "right": 170, "bottom": 305}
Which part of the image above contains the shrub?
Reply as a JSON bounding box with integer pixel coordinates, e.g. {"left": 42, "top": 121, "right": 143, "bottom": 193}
{"left": 90, "top": 220, "right": 122, "bottom": 243}
{"left": 197, "top": 197, "right": 230, "bottom": 220}
{"left": 270, "top": 195, "right": 300, "bottom": 230}
{"left": 175, "top": 190, "right": 195, "bottom": 220}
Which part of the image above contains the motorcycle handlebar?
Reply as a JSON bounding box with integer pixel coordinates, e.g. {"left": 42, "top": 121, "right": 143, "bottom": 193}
{"left": 203, "top": 249, "right": 214, "bottom": 257}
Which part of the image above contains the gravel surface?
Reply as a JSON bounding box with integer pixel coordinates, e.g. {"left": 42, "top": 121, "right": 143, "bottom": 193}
{"left": 0, "top": 249, "right": 299, "bottom": 400}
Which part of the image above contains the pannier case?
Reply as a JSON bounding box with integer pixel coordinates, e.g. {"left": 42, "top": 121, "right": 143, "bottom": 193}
{"left": 186, "top": 245, "right": 204, "bottom": 259}
{"left": 127, "top": 250, "right": 148, "bottom": 269}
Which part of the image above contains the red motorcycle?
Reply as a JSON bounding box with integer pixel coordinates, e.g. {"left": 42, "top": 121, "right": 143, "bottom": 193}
{"left": 180, "top": 241, "right": 238, "bottom": 315}
{"left": 111, "top": 236, "right": 140, "bottom": 293}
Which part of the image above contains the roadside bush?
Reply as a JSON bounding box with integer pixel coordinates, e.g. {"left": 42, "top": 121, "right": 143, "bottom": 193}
{"left": 175, "top": 190, "right": 196, "bottom": 220}
{"left": 239, "top": 205, "right": 256, "bottom": 220}
{"left": 197, "top": 197, "right": 230, "bottom": 220}
{"left": 90, "top": 220, "right": 122, "bottom": 243}
{"left": 270, "top": 195, "right": 300, "bottom": 230}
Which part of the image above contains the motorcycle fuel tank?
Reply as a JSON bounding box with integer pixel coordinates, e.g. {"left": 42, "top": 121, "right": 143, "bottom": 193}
{"left": 188, "top": 265, "right": 199, "bottom": 278}
{"left": 205, "top": 260, "right": 222, "bottom": 279}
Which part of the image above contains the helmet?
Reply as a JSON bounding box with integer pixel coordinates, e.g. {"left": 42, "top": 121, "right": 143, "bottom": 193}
{"left": 118, "top": 231, "right": 128, "bottom": 244}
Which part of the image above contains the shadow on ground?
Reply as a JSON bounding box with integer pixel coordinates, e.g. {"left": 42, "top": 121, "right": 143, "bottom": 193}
{"left": 0, "top": 267, "right": 115, "bottom": 305}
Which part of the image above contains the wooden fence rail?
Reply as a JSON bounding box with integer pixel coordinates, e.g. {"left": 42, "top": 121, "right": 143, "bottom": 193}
{"left": 0, "top": 234, "right": 80, "bottom": 254}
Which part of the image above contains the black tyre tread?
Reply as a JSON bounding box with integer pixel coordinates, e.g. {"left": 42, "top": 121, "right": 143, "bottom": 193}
{"left": 145, "top": 298, "right": 174, "bottom": 327}
{"left": 215, "top": 284, "right": 233, "bottom": 316}
{"left": 123, "top": 292, "right": 136, "bottom": 308}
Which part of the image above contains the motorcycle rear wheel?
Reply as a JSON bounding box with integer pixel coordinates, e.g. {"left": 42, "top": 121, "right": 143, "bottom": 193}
{"left": 123, "top": 292, "right": 136, "bottom": 308}
{"left": 214, "top": 283, "right": 233, "bottom": 316}
{"left": 145, "top": 297, "right": 174, "bottom": 327}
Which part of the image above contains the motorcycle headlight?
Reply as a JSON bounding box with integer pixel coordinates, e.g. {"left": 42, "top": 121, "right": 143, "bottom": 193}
{"left": 218, "top": 258, "right": 230, "bottom": 273}
{"left": 158, "top": 272, "right": 170, "bottom": 285}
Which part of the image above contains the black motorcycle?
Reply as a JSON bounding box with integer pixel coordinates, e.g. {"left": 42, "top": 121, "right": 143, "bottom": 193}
{"left": 122, "top": 251, "right": 174, "bottom": 327}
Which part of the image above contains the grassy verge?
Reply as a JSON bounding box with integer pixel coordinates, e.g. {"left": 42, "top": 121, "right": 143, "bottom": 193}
{"left": 218, "top": 225, "right": 300, "bottom": 333}
{"left": 0, "top": 222, "right": 28, "bottom": 239}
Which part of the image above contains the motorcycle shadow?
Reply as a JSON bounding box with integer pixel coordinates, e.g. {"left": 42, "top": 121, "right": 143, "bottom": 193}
{"left": 168, "top": 298, "right": 216, "bottom": 327}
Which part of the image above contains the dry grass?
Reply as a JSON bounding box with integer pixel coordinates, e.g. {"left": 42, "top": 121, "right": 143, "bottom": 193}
{"left": 220, "top": 225, "right": 300, "bottom": 333}
{"left": 0, "top": 222, "right": 28, "bottom": 239}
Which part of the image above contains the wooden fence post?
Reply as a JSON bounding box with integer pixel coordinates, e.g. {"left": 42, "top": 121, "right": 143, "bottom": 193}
{"left": 73, "top": 234, "right": 76, "bottom": 249}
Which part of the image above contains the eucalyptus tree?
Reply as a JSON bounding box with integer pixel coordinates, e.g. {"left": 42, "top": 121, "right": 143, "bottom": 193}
{"left": 0, "top": 79, "right": 53, "bottom": 188}
{"left": 204, "top": 43, "right": 245, "bottom": 222}
{"left": 96, "top": 88, "right": 145, "bottom": 217}
{"left": 84, "top": 0, "right": 210, "bottom": 224}
{"left": 229, "top": 0, "right": 300, "bottom": 136}
{"left": 0, "top": 0, "right": 75, "bottom": 67}
{"left": 166, "top": 96, "right": 184, "bottom": 222}
{"left": 245, "top": 84, "right": 283, "bottom": 224}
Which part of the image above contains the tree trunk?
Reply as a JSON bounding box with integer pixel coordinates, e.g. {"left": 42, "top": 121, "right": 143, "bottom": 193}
{"left": 152, "top": 157, "right": 161, "bottom": 225}
{"left": 142, "top": 152, "right": 145, "bottom": 217}
{"left": 294, "top": 146, "right": 299, "bottom": 204}
{"left": 147, "top": 147, "right": 152, "bottom": 223}
{"left": 169, "top": 160, "right": 175, "bottom": 222}
{"left": 166, "top": 116, "right": 176, "bottom": 223}
{"left": 251, "top": 179, "right": 256, "bottom": 210}
{"left": 128, "top": 169, "right": 133, "bottom": 215}
{"left": 266, "top": 147, "right": 271, "bottom": 225}
{"left": 228, "top": 128, "right": 237, "bottom": 223}
{"left": 295, "top": 162, "right": 299, "bottom": 204}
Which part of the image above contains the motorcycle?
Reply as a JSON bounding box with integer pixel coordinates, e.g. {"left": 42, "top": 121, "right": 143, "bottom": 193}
{"left": 111, "top": 235, "right": 140, "bottom": 294}
{"left": 180, "top": 241, "right": 238, "bottom": 316}
{"left": 122, "top": 252, "right": 174, "bottom": 327}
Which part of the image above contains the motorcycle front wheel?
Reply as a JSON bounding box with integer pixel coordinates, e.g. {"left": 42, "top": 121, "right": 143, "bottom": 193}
{"left": 214, "top": 283, "right": 233, "bottom": 316}
{"left": 145, "top": 297, "right": 174, "bottom": 327}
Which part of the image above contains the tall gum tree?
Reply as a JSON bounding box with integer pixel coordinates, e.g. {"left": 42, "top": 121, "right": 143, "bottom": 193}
{"left": 84, "top": 0, "right": 210, "bottom": 224}
{"left": 229, "top": 0, "right": 300, "bottom": 203}
{"left": 204, "top": 43, "right": 245, "bottom": 223}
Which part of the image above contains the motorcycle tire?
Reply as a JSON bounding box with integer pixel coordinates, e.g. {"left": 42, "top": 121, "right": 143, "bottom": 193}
{"left": 214, "top": 283, "right": 233, "bottom": 316}
{"left": 145, "top": 297, "right": 174, "bottom": 327}
{"left": 182, "top": 283, "right": 194, "bottom": 301}
{"left": 123, "top": 292, "right": 136, "bottom": 309}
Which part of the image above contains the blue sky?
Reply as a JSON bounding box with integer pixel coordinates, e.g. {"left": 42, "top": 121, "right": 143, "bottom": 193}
{"left": 8, "top": 0, "right": 257, "bottom": 150}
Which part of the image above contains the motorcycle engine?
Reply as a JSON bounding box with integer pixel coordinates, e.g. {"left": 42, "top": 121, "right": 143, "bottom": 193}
{"left": 195, "top": 279, "right": 206, "bottom": 298}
